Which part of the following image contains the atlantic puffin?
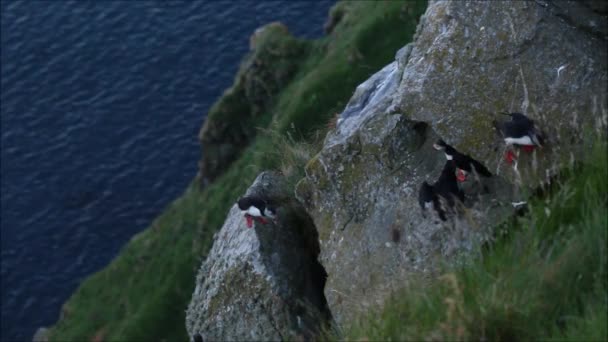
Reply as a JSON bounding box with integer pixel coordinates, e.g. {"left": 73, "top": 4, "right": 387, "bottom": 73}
{"left": 419, "top": 161, "right": 465, "bottom": 221}
{"left": 493, "top": 112, "right": 545, "bottom": 164}
{"left": 237, "top": 196, "right": 277, "bottom": 228}
{"left": 433, "top": 139, "right": 492, "bottom": 182}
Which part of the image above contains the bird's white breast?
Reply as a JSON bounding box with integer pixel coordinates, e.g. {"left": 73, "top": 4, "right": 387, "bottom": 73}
{"left": 445, "top": 153, "right": 453, "bottom": 160}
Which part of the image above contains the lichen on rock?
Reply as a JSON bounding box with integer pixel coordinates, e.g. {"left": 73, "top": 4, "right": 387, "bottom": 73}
{"left": 396, "top": 0, "right": 607, "bottom": 183}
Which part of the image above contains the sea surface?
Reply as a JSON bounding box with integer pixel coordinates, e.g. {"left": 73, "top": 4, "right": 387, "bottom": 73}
{"left": 0, "top": 1, "right": 334, "bottom": 340}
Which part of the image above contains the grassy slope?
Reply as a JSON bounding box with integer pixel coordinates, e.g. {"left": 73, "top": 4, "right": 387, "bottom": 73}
{"left": 49, "top": 1, "right": 427, "bottom": 341}
{"left": 345, "top": 141, "right": 607, "bottom": 341}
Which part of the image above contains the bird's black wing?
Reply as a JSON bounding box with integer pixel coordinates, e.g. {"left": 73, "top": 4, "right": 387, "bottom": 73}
{"left": 453, "top": 153, "right": 473, "bottom": 172}
{"left": 238, "top": 196, "right": 268, "bottom": 211}
{"left": 456, "top": 188, "right": 465, "bottom": 203}
{"left": 434, "top": 198, "right": 447, "bottom": 221}
{"left": 418, "top": 182, "right": 434, "bottom": 210}
{"left": 469, "top": 158, "right": 492, "bottom": 177}
{"left": 529, "top": 125, "right": 546, "bottom": 147}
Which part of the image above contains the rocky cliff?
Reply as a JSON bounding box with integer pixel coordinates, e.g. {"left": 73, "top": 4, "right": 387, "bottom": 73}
{"left": 187, "top": 0, "right": 606, "bottom": 337}
{"left": 296, "top": 0, "right": 607, "bottom": 327}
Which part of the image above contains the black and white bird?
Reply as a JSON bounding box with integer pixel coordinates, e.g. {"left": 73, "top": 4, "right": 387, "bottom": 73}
{"left": 419, "top": 161, "right": 465, "bottom": 221}
{"left": 493, "top": 112, "right": 545, "bottom": 163}
{"left": 433, "top": 139, "right": 492, "bottom": 182}
{"left": 237, "top": 196, "right": 277, "bottom": 228}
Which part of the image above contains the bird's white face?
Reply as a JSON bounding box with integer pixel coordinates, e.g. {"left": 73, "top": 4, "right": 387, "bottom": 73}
{"left": 504, "top": 136, "right": 533, "bottom": 146}
{"left": 433, "top": 143, "right": 444, "bottom": 151}
{"left": 263, "top": 208, "right": 276, "bottom": 219}
{"left": 424, "top": 201, "right": 433, "bottom": 209}
{"left": 243, "top": 206, "right": 262, "bottom": 217}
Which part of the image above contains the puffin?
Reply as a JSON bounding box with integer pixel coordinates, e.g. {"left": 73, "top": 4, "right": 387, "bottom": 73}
{"left": 419, "top": 160, "right": 465, "bottom": 221}
{"left": 433, "top": 139, "right": 492, "bottom": 181}
{"left": 493, "top": 112, "right": 545, "bottom": 164}
{"left": 237, "top": 196, "right": 277, "bottom": 228}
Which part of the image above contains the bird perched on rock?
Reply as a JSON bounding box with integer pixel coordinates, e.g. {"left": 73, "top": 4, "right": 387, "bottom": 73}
{"left": 493, "top": 112, "right": 545, "bottom": 164}
{"left": 237, "top": 196, "right": 277, "bottom": 228}
{"left": 419, "top": 161, "right": 465, "bottom": 221}
{"left": 433, "top": 139, "right": 492, "bottom": 182}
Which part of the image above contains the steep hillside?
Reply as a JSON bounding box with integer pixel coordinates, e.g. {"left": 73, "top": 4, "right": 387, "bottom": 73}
{"left": 47, "top": 1, "right": 427, "bottom": 341}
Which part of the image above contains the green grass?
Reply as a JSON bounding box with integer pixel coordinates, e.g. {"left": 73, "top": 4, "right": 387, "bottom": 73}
{"left": 51, "top": 185, "right": 204, "bottom": 341}
{"left": 273, "top": 0, "right": 427, "bottom": 138}
{"left": 49, "top": 1, "right": 428, "bottom": 341}
{"left": 344, "top": 141, "right": 608, "bottom": 341}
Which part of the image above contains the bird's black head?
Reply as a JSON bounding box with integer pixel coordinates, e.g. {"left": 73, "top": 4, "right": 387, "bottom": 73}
{"left": 444, "top": 145, "right": 456, "bottom": 155}
{"left": 501, "top": 112, "right": 529, "bottom": 122}
{"left": 433, "top": 139, "right": 448, "bottom": 151}
{"left": 510, "top": 112, "right": 529, "bottom": 121}
{"left": 237, "top": 197, "right": 251, "bottom": 210}
{"left": 434, "top": 139, "right": 456, "bottom": 156}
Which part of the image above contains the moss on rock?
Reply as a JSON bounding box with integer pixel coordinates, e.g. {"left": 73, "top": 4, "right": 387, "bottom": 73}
{"left": 197, "top": 22, "right": 310, "bottom": 185}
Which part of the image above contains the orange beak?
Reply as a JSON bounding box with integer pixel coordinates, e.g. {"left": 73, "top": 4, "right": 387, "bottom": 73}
{"left": 245, "top": 215, "right": 253, "bottom": 228}
{"left": 521, "top": 145, "right": 535, "bottom": 153}
{"left": 505, "top": 150, "right": 516, "bottom": 164}
{"left": 456, "top": 169, "right": 466, "bottom": 182}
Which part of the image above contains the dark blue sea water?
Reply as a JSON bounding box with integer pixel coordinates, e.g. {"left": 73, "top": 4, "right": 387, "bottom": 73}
{"left": 0, "top": 1, "right": 334, "bottom": 340}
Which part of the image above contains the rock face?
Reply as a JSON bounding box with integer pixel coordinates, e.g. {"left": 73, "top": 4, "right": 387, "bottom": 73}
{"left": 185, "top": 172, "right": 330, "bottom": 341}
{"left": 395, "top": 0, "right": 607, "bottom": 182}
{"left": 197, "top": 23, "right": 308, "bottom": 186}
{"left": 296, "top": 0, "right": 607, "bottom": 327}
